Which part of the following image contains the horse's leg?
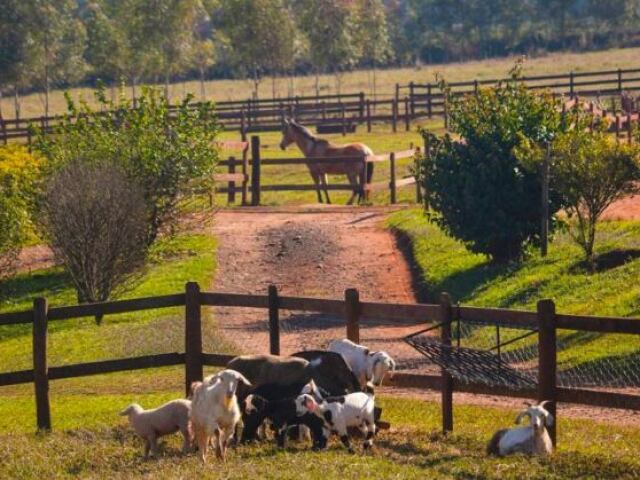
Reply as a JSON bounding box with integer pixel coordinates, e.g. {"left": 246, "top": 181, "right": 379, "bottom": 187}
{"left": 346, "top": 172, "right": 358, "bottom": 205}
{"left": 322, "top": 173, "right": 331, "bottom": 204}
{"left": 310, "top": 170, "right": 323, "bottom": 203}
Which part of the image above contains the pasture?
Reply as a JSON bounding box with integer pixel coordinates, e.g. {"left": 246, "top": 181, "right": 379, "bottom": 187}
{"left": 3, "top": 47, "right": 640, "bottom": 120}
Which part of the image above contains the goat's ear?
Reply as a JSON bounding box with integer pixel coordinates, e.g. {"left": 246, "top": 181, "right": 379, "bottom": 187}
{"left": 515, "top": 411, "right": 529, "bottom": 425}
{"left": 363, "top": 348, "right": 370, "bottom": 356}
{"left": 190, "top": 381, "right": 202, "bottom": 397}
{"left": 232, "top": 371, "right": 252, "bottom": 387}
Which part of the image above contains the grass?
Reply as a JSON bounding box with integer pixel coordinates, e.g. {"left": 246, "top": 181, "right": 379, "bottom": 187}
{"left": 387, "top": 209, "right": 640, "bottom": 370}
{"left": 213, "top": 121, "right": 443, "bottom": 206}
{"left": 1, "top": 387, "right": 639, "bottom": 479}
{"left": 0, "top": 232, "right": 223, "bottom": 373}
{"left": 3, "top": 46, "right": 640, "bottom": 120}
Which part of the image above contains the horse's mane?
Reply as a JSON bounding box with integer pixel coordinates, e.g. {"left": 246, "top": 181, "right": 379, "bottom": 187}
{"left": 291, "top": 121, "right": 329, "bottom": 146}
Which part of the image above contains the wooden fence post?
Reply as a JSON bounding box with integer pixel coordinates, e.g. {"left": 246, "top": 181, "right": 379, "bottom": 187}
{"left": 358, "top": 92, "right": 365, "bottom": 123}
{"left": 268, "top": 285, "right": 280, "bottom": 355}
{"left": 537, "top": 299, "right": 557, "bottom": 446}
{"left": 1, "top": 116, "right": 7, "bottom": 145}
{"left": 366, "top": 99, "right": 372, "bottom": 133}
{"left": 395, "top": 83, "right": 400, "bottom": 105}
{"left": 616, "top": 115, "right": 621, "bottom": 143}
{"left": 241, "top": 146, "right": 249, "bottom": 206}
{"left": 185, "top": 282, "right": 203, "bottom": 397}
{"left": 618, "top": 68, "right": 623, "bottom": 93}
{"left": 404, "top": 97, "right": 410, "bottom": 131}
{"left": 443, "top": 97, "right": 449, "bottom": 131}
{"left": 251, "top": 135, "right": 261, "bottom": 206}
{"left": 389, "top": 152, "right": 397, "bottom": 204}
{"left": 627, "top": 114, "right": 633, "bottom": 144}
{"left": 33, "top": 297, "right": 51, "bottom": 432}
{"left": 541, "top": 144, "right": 550, "bottom": 257}
{"left": 440, "top": 292, "right": 454, "bottom": 434}
{"left": 345, "top": 288, "right": 360, "bottom": 344}
{"left": 228, "top": 156, "right": 236, "bottom": 204}
{"left": 341, "top": 103, "right": 346, "bottom": 136}
{"left": 427, "top": 83, "right": 433, "bottom": 118}
{"left": 409, "top": 81, "right": 415, "bottom": 116}
{"left": 569, "top": 72, "right": 575, "bottom": 98}
{"left": 392, "top": 98, "right": 398, "bottom": 133}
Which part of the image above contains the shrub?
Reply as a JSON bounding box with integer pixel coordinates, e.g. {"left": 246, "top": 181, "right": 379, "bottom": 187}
{"left": 549, "top": 123, "right": 640, "bottom": 264}
{"left": 0, "top": 146, "right": 42, "bottom": 278}
{"left": 420, "top": 68, "right": 565, "bottom": 262}
{"left": 41, "top": 162, "right": 148, "bottom": 320}
{"left": 36, "top": 86, "right": 220, "bottom": 246}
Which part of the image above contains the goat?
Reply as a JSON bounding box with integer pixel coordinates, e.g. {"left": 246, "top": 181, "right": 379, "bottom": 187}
{"left": 119, "top": 399, "right": 192, "bottom": 458}
{"left": 292, "top": 350, "right": 362, "bottom": 395}
{"left": 297, "top": 392, "right": 376, "bottom": 453}
{"left": 227, "top": 354, "right": 312, "bottom": 387}
{"left": 243, "top": 393, "right": 328, "bottom": 449}
{"left": 487, "top": 401, "right": 554, "bottom": 457}
{"left": 328, "top": 339, "right": 396, "bottom": 388}
{"left": 190, "top": 369, "right": 251, "bottom": 463}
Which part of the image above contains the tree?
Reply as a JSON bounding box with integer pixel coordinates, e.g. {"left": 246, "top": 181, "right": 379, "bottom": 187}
{"left": 217, "top": 0, "right": 297, "bottom": 98}
{"left": 355, "top": 0, "right": 392, "bottom": 98}
{"left": 41, "top": 162, "right": 149, "bottom": 316}
{"left": 420, "top": 66, "right": 566, "bottom": 262}
{"left": 548, "top": 122, "right": 640, "bottom": 264}
{"left": 36, "top": 86, "right": 220, "bottom": 246}
{"left": 296, "top": 0, "right": 361, "bottom": 94}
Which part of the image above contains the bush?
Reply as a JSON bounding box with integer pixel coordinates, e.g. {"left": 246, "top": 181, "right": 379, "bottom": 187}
{"left": 420, "top": 68, "right": 565, "bottom": 262}
{"left": 36, "top": 86, "right": 220, "bottom": 246}
{"left": 41, "top": 162, "right": 148, "bottom": 319}
{"left": 0, "top": 146, "right": 42, "bottom": 278}
{"left": 549, "top": 123, "right": 640, "bottom": 264}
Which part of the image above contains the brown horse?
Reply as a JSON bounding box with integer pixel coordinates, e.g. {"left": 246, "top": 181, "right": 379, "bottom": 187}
{"left": 279, "top": 119, "right": 374, "bottom": 204}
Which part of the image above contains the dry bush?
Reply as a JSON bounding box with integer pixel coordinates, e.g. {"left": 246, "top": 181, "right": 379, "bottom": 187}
{"left": 41, "top": 162, "right": 148, "bottom": 321}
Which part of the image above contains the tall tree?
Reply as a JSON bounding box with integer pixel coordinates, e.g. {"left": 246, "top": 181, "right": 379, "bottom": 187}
{"left": 355, "top": 0, "right": 392, "bottom": 98}
{"left": 0, "top": 1, "right": 30, "bottom": 119}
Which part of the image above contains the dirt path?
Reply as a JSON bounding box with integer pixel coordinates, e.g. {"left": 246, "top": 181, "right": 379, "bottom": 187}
{"left": 210, "top": 205, "right": 640, "bottom": 427}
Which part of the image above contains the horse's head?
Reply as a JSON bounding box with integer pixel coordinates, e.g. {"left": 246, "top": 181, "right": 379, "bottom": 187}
{"left": 280, "top": 118, "right": 296, "bottom": 151}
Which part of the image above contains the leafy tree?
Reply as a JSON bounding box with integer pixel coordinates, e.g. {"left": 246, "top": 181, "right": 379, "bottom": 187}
{"left": 420, "top": 66, "right": 565, "bottom": 262}
{"left": 36, "top": 87, "right": 220, "bottom": 246}
{"left": 548, "top": 122, "right": 640, "bottom": 264}
{"left": 355, "top": 0, "right": 392, "bottom": 98}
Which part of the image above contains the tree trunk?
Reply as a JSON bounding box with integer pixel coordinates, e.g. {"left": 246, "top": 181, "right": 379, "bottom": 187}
{"left": 14, "top": 86, "right": 20, "bottom": 121}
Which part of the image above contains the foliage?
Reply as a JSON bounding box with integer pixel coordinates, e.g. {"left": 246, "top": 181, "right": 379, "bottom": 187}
{"left": 548, "top": 122, "right": 640, "bottom": 264}
{"left": 420, "top": 67, "right": 565, "bottom": 262}
{"left": 40, "top": 162, "right": 149, "bottom": 313}
{"left": 35, "top": 86, "right": 220, "bottom": 246}
{"left": 0, "top": 146, "right": 42, "bottom": 279}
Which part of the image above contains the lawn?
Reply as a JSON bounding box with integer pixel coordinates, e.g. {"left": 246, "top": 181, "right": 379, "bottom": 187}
{"left": 387, "top": 209, "right": 640, "bottom": 375}
{"left": 3, "top": 46, "right": 640, "bottom": 119}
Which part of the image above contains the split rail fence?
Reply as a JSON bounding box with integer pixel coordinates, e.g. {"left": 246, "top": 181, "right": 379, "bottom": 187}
{"left": 1, "top": 281, "right": 639, "bottom": 446}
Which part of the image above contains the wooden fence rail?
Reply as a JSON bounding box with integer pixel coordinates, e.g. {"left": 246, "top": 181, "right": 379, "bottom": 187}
{"left": 1, "top": 282, "right": 640, "bottom": 436}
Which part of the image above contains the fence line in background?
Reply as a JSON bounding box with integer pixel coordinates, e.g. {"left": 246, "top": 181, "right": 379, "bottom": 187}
{"left": 1, "top": 283, "right": 640, "bottom": 438}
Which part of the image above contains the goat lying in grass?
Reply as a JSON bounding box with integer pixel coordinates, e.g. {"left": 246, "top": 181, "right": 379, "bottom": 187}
{"left": 487, "top": 401, "right": 554, "bottom": 457}
{"left": 120, "top": 399, "right": 192, "bottom": 458}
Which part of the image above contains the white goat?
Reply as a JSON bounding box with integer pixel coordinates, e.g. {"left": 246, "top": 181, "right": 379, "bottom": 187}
{"left": 487, "top": 401, "right": 554, "bottom": 457}
{"left": 119, "top": 399, "right": 192, "bottom": 458}
{"left": 190, "top": 369, "right": 251, "bottom": 463}
{"left": 296, "top": 391, "right": 376, "bottom": 453}
{"left": 328, "top": 339, "right": 396, "bottom": 388}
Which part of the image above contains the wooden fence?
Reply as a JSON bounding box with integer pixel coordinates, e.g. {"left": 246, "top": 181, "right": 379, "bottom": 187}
{"left": 1, "top": 282, "right": 639, "bottom": 442}
{"left": 214, "top": 136, "right": 420, "bottom": 206}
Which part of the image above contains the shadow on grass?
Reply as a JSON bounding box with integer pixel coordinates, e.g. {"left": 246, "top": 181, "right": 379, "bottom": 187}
{"left": 0, "top": 267, "right": 70, "bottom": 306}
{"left": 391, "top": 227, "right": 518, "bottom": 304}
{"left": 569, "top": 248, "right": 640, "bottom": 274}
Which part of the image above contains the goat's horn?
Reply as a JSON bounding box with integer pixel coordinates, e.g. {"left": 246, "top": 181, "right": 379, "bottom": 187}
{"left": 539, "top": 400, "right": 552, "bottom": 408}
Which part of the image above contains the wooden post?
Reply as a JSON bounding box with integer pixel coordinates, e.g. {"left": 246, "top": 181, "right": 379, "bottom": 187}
{"left": 389, "top": 152, "right": 397, "bottom": 204}
{"left": 27, "top": 128, "right": 32, "bottom": 153}
{"left": 427, "top": 83, "right": 433, "bottom": 118}
{"left": 240, "top": 109, "right": 246, "bottom": 139}
{"left": 569, "top": 72, "right": 574, "bottom": 98}
{"left": 616, "top": 115, "right": 621, "bottom": 143}
{"left": 392, "top": 98, "right": 398, "bottom": 133}
{"left": 1, "top": 116, "right": 7, "bottom": 145}
{"left": 440, "top": 293, "right": 454, "bottom": 434}
{"left": 341, "top": 103, "right": 346, "bottom": 136}
{"left": 228, "top": 156, "right": 236, "bottom": 204}
{"left": 409, "top": 81, "right": 415, "bottom": 116}
{"left": 395, "top": 83, "right": 400, "bottom": 105}
{"left": 345, "top": 288, "right": 360, "bottom": 344}
{"left": 241, "top": 146, "right": 249, "bottom": 206}
{"left": 541, "top": 144, "right": 550, "bottom": 257}
{"left": 537, "top": 299, "right": 557, "bottom": 446}
{"left": 33, "top": 297, "right": 51, "bottom": 432}
{"left": 251, "top": 135, "right": 261, "bottom": 206}
{"left": 366, "top": 99, "right": 372, "bottom": 133}
{"left": 618, "top": 68, "right": 623, "bottom": 93}
{"left": 185, "top": 282, "right": 203, "bottom": 397}
{"left": 358, "top": 92, "right": 365, "bottom": 123}
{"left": 627, "top": 114, "right": 633, "bottom": 144}
{"left": 268, "top": 285, "right": 280, "bottom": 355}
{"left": 443, "top": 97, "right": 449, "bottom": 131}
{"left": 404, "top": 97, "right": 410, "bottom": 131}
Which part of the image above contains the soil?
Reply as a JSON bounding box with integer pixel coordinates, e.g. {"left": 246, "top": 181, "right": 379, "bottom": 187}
{"left": 210, "top": 204, "right": 640, "bottom": 427}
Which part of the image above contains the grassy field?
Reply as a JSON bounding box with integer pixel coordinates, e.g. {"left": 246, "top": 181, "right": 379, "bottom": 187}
{"left": 387, "top": 209, "right": 640, "bottom": 370}
{"left": 3, "top": 47, "right": 640, "bottom": 120}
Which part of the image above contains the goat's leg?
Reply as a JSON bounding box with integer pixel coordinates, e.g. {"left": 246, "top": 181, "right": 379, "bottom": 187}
{"left": 339, "top": 433, "right": 354, "bottom": 454}
{"left": 363, "top": 420, "right": 375, "bottom": 450}
{"left": 144, "top": 439, "right": 151, "bottom": 459}
{"left": 180, "top": 426, "right": 192, "bottom": 454}
{"left": 195, "top": 426, "right": 208, "bottom": 463}
{"left": 214, "top": 429, "right": 223, "bottom": 460}
{"left": 148, "top": 433, "right": 158, "bottom": 458}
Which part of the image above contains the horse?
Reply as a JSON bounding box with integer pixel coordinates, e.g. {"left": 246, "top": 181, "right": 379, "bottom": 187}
{"left": 279, "top": 119, "right": 374, "bottom": 205}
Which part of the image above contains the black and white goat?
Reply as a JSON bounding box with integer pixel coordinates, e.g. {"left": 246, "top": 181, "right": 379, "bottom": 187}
{"left": 296, "top": 391, "right": 376, "bottom": 453}
{"left": 328, "top": 339, "right": 396, "bottom": 389}
{"left": 487, "top": 401, "right": 554, "bottom": 457}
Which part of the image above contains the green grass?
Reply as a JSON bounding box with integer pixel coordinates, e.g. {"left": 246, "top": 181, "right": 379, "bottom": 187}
{"left": 0, "top": 233, "right": 223, "bottom": 373}
{"left": 1, "top": 388, "right": 639, "bottom": 479}
{"left": 3, "top": 46, "right": 640, "bottom": 120}
{"left": 387, "top": 209, "right": 640, "bottom": 369}
{"left": 214, "top": 122, "right": 443, "bottom": 206}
